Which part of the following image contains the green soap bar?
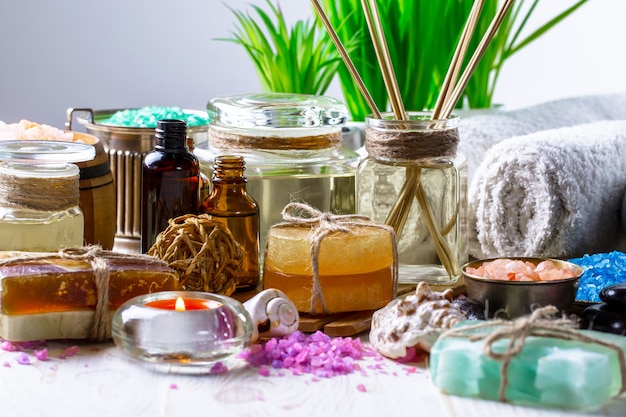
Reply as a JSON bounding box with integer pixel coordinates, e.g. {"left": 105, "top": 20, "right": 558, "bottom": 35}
{"left": 430, "top": 321, "right": 626, "bottom": 410}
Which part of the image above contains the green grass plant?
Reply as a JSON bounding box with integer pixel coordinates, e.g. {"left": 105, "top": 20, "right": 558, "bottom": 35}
{"left": 320, "top": 0, "right": 588, "bottom": 120}
{"left": 218, "top": 0, "right": 360, "bottom": 96}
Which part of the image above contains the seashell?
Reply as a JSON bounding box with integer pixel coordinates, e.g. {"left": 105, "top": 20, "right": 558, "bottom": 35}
{"left": 243, "top": 288, "right": 300, "bottom": 342}
{"left": 369, "top": 281, "right": 467, "bottom": 358}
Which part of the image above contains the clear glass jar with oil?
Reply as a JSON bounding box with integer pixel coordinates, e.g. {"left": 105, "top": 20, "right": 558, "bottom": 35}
{"left": 0, "top": 140, "right": 95, "bottom": 251}
{"left": 195, "top": 93, "right": 359, "bottom": 255}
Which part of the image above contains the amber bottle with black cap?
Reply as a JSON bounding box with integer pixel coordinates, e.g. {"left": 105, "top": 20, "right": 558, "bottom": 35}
{"left": 141, "top": 119, "right": 200, "bottom": 253}
{"left": 201, "top": 155, "right": 260, "bottom": 290}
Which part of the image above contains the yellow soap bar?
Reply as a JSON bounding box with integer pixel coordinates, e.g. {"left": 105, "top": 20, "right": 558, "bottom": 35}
{"left": 263, "top": 224, "right": 396, "bottom": 314}
{"left": 0, "top": 251, "right": 179, "bottom": 315}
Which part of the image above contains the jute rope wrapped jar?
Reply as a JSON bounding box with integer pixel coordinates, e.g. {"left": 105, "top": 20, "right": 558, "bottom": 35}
{"left": 357, "top": 112, "right": 468, "bottom": 285}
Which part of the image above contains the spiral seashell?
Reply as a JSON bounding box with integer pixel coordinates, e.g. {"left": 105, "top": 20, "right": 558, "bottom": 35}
{"left": 243, "top": 288, "right": 299, "bottom": 342}
{"left": 369, "top": 282, "right": 467, "bottom": 358}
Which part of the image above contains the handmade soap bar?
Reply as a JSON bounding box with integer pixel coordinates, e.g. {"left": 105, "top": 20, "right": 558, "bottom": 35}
{"left": 263, "top": 203, "right": 397, "bottom": 314}
{"left": 0, "top": 248, "right": 179, "bottom": 341}
{"left": 430, "top": 320, "right": 626, "bottom": 410}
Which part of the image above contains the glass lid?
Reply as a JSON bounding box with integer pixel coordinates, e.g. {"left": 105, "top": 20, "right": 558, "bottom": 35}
{"left": 207, "top": 93, "right": 348, "bottom": 129}
{"left": 0, "top": 140, "right": 95, "bottom": 163}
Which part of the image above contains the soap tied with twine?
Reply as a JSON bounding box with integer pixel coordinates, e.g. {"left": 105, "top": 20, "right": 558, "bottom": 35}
{"left": 0, "top": 245, "right": 171, "bottom": 341}
{"left": 274, "top": 202, "right": 398, "bottom": 314}
{"left": 431, "top": 306, "right": 626, "bottom": 409}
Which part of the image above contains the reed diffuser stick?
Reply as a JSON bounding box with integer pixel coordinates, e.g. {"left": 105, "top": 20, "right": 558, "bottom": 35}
{"left": 361, "top": 0, "right": 407, "bottom": 120}
{"left": 432, "top": 0, "right": 485, "bottom": 120}
{"left": 385, "top": 0, "right": 515, "bottom": 279}
{"left": 441, "top": 0, "right": 516, "bottom": 117}
{"left": 310, "top": 0, "right": 381, "bottom": 118}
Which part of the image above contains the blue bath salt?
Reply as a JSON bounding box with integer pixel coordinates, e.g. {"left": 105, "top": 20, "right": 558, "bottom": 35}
{"left": 100, "top": 106, "right": 210, "bottom": 128}
{"left": 569, "top": 251, "right": 626, "bottom": 302}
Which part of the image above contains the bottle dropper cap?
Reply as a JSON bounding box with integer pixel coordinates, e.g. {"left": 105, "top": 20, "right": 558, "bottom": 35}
{"left": 155, "top": 119, "right": 188, "bottom": 149}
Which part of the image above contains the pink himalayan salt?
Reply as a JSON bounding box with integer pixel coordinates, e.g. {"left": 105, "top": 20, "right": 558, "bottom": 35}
{"left": 466, "top": 259, "right": 578, "bottom": 282}
{"left": 240, "top": 331, "right": 378, "bottom": 378}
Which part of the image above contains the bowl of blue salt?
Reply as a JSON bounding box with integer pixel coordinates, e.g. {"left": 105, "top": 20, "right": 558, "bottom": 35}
{"left": 569, "top": 251, "right": 626, "bottom": 304}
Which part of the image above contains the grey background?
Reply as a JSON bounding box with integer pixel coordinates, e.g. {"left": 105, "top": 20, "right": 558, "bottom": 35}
{"left": 1, "top": 0, "right": 624, "bottom": 128}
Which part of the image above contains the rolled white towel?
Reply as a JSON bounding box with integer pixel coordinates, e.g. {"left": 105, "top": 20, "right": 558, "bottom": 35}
{"left": 458, "top": 92, "right": 626, "bottom": 183}
{"left": 469, "top": 119, "right": 626, "bottom": 260}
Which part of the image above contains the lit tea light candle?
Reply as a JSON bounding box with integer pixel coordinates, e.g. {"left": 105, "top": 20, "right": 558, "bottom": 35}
{"left": 112, "top": 291, "right": 252, "bottom": 374}
{"left": 144, "top": 296, "right": 220, "bottom": 311}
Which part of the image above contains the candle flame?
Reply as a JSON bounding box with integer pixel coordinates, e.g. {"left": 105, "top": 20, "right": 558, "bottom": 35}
{"left": 175, "top": 296, "right": 186, "bottom": 311}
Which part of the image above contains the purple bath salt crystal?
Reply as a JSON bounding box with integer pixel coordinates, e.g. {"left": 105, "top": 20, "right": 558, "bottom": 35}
{"left": 569, "top": 251, "right": 626, "bottom": 302}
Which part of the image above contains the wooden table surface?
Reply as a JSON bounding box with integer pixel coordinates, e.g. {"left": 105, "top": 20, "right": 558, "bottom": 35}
{"left": 1, "top": 337, "right": 625, "bottom": 417}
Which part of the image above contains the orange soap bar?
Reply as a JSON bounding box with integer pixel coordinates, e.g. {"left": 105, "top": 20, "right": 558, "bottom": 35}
{"left": 0, "top": 252, "right": 179, "bottom": 315}
{"left": 263, "top": 223, "right": 397, "bottom": 314}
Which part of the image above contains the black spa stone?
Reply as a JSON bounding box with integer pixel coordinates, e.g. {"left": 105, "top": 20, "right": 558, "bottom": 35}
{"left": 580, "top": 302, "right": 626, "bottom": 335}
{"left": 453, "top": 297, "right": 485, "bottom": 321}
{"left": 599, "top": 283, "right": 626, "bottom": 308}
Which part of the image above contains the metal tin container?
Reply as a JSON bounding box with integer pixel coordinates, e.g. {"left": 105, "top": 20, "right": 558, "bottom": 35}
{"left": 66, "top": 108, "right": 209, "bottom": 253}
{"left": 463, "top": 257, "right": 584, "bottom": 318}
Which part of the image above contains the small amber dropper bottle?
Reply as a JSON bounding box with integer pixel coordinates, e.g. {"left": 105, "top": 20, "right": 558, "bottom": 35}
{"left": 201, "top": 155, "right": 260, "bottom": 290}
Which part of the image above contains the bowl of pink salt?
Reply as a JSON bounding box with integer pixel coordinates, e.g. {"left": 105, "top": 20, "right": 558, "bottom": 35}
{"left": 462, "top": 257, "right": 583, "bottom": 319}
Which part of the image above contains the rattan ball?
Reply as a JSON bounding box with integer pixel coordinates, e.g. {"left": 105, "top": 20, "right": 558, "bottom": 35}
{"left": 147, "top": 214, "right": 243, "bottom": 296}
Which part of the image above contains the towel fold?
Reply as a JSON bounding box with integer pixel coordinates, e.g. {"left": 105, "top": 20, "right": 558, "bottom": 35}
{"left": 469, "top": 120, "right": 626, "bottom": 260}
{"left": 458, "top": 93, "right": 626, "bottom": 182}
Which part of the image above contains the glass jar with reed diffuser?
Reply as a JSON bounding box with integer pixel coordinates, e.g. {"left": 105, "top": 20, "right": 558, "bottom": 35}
{"left": 356, "top": 112, "right": 467, "bottom": 285}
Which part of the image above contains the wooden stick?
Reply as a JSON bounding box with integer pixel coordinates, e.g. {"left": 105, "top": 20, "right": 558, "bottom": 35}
{"left": 432, "top": 0, "right": 485, "bottom": 120}
{"left": 361, "top": 0, "right": 407, "bottom": 120}
{"left": 441, "top": 0, "right": 516, "bottom": 118}
{"left": 310, "top": 0, "right": 381, "bottom": 118}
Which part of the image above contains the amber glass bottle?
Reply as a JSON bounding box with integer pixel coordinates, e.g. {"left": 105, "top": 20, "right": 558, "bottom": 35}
{"left": 141, "top": 119, "right": 200, "bottom": 253}
{"left": 201, "top": 155, "right": 260, "bottom": 290}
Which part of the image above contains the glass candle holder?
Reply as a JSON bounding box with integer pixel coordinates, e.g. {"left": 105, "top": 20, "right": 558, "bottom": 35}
{"left": 357, "top": 112, "right": 467, "bottom": 285}
{"left": 112, "top": 291, "right": 252, "bottom": 374}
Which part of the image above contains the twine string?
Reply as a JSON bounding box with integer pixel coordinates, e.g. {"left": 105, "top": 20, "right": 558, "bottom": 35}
{"left": 441, "top": 306, "right": 626, "bottom": 402}
{"left": 148, "top": 214, "right": 244, "bottom": 296}
{"left": 59, "top": 246, "right": 110, "bottom": 341}
{"left": 276, "top": 202, "right": 398, "bottom": 314}
{"left": 0, "top": 245, "right": 169, "bottom": 342}
{"left": 0, "top": 170, "right": 79, "bottom": 211}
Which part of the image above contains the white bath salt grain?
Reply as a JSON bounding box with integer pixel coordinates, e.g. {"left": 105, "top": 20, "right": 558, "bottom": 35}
{"left": 0, "top": 120, "right": 78, "bottom": 142}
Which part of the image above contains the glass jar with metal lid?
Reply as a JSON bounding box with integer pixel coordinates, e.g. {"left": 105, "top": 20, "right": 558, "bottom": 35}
{"left": 195, "top": 93, "right": 360, "bottom": 255}
{"left": 0, "top": 140, "right": 95, "bottom": 251}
